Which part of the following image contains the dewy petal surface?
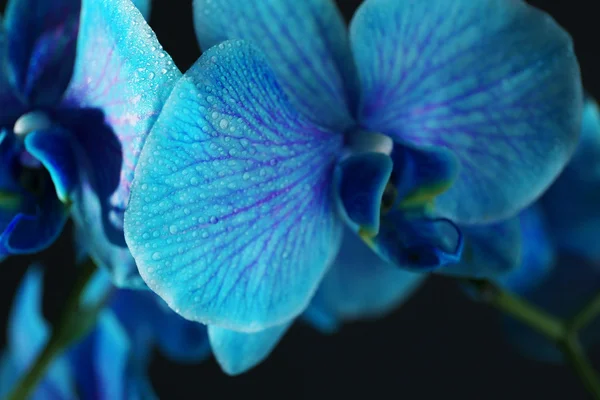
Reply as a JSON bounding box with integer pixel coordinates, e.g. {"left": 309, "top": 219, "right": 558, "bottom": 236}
{"left": 193, "top": 0, "right": 358, "bottom": 130}
{"left": 305, "top": 228, "right": 425, "bottom": 333}
{"left": 351, "top": 0, "right": 582, "bottom": 223}
{"left": 59, "top": 0, "right": 180, "bottom": 287}
{"left": 125, "top": 40, "right": 344, "bottom": 332}
{"left": 4, "top": 0, "right": 81, "bottom": 106}
{"left": 208, "top": 323, "right": 291, "bottom": 376}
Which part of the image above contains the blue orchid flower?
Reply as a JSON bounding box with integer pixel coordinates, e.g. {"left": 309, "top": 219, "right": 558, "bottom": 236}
{"left": 124, "top": 0, "right": 582, "bottom": 336}
{"left": 0, "top": 0, "right": 178, "bottom": 288}
{"left": 0, "top": 266, "right": 210, "bottom": 398}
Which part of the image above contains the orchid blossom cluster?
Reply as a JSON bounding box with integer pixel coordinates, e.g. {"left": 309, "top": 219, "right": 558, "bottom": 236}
{"left": 0, "top": 0, "right": 598, "bottom": 398}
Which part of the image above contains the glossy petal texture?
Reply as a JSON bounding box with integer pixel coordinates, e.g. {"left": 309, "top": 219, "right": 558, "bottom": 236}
{"left": 209, "top": 324, "right": 290, "bottom": 375}
{"left": 193, "top": 0, "right": 357, "bottom": 130}
{"left": 351, "top": 0, "right": 582, "bottom": 223}
{"left": 541, "top": 98, "right": 600, "bottom": 259}
{"left": 132, "top": 0, "right": 152, "bottom": 20}
{"left": 60, "top": 0, "right": 180, "bottom": 286}
{"left": 305, "top": 229, "right": 425, "bottom": 333}
{"left": 125, "top": 40, "right": 344, "bottom": 331}
{"left": 445, "top": 217, "right": 521, "bottom": 279}
{"left": 504, "top": 254, "right": 600, "bottom": 363}
{"left": 336, "top": 152, "right": 392, "bottom": 235}
{"left": 4, "top": 267, "right": 75, "bottom": 399}
{"left": 24, "top": 127, "right": 79, "bottom": 203}
{"left": 4, "top": 0, "right": 81, "bottom": 106}
{"left": 497, "top": 206, "right": 554, "bottom": 293}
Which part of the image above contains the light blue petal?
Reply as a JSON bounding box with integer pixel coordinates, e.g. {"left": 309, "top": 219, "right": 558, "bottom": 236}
{"left": 336, "top": 152, "right": 393, "bottom": 234}
{"left": 125, "top": 40, "right": 344, "bottom": 332}
{"left": 7, "top": 266, "right": 75, "bottom": 399}
{"left": 92, "top": 312, "right": 131, "bottom": 400}
{"left": 351, "top": 0, "right": 582, "bottom": 224}
{"left": 497, "top": 206, "right": 554, "bottom": 293}
{"left": 4, "top": 0, "right": 80, "bottom": 106}
{"left": 132, "top": 0, "right": 152, "bottom": 20}
{"left": 305, "top": 228, "right": 425, "bottom": 332}
{"left": 209, "top": 323, "right": 291, "bottom": 375}
{"left": 541, "top": 98, "right": 600, "bottom": 260}
{"left": 24, "top": 127, "right": 79, "bottom": 203}
{"left": 444, "top": 217, "right": 522, "bottom": 279}
{"left": 193, "top": 0, "right": 357, "bottom": 130}
{"left": 59, "top": 0, "right": 180, "bottom": 287}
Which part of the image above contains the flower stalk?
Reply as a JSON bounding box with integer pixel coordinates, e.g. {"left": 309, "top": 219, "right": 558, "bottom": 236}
{"left": 5, "top": 258, "right": 99, "bottom": 400}
{"left": 467, "top": 279, "right": 600, "bottom": 400}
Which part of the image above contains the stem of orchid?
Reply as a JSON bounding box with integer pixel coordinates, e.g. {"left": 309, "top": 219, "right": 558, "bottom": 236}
{"left": 568, "top": 292, "right": 600, "bottom": 334}
{"left": 467, "top": 279, "right": 600, "bottom": 400}
{"left": 5, "top": 258, "right": 98, "bottom": 400}
{"left": 467, "top": 279, "right": 565, "bottom": 341}
{"left": 561, "top": 335, "right": 600, "bottom": 399}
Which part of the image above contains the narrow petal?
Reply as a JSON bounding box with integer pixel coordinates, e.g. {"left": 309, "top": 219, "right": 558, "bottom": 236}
{"left": 4, "top": 0, "right": 81, "bottom": 106}
{"left": 59, "top": 0, "right": 180, "bottom": 286}
{"left": 0, "top": 352, "right": 17, "bottom": 398}
{"left": 193, "top": 0, "right": 357, "bottom": 130}
{"left": 7, "top": 266, "right": 75, "bottom": 399}
{"left": 24, "top": 127, "right": 79, "bottom": 203}
{"left": 91, "top": 312, "right": 130, "bottom": 400}
{"left": 444, "top": 217, "right": 522, "bottom": 279}
{"left": 336, "top": 152, "right": 393, "bottom": 235}
{"left": 209, "top": 324, "right": 291, "bottom": 375}
{"left": 305, "top": 229, "right": 425, "bottom": 332}
{"left": 125, "top": 40, "right": 344, "bottom": 331}
{"left": 541, "top": 98, "right": 600, "bottom": 260}
{"left": 351, "top": 0, "right": 582, "bottom": 223}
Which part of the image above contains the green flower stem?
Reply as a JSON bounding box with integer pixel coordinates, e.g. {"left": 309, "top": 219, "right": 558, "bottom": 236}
{"left": 568, "top": 292, "right": 600, "bottom": 333}
{"left": 467, "top": 279, "right": 600, "bottom": 400}
{"left": 561, "top": 335, "right": 600, "bottom": 399}
{"left": 5, "top": 258, "right": 98, "bottom": 400}
{"left": 467, "top": 279, "right": 565, "bottom": 341}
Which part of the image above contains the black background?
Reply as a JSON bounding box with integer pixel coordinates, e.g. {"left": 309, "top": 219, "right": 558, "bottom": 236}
{"left": 1, "top": 1, "right": 599, "bottom": 399}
